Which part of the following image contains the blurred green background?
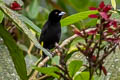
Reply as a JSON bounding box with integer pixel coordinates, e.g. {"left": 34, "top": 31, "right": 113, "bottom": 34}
{"left": 1, "top": 0, "right": 120, "bottom": 80}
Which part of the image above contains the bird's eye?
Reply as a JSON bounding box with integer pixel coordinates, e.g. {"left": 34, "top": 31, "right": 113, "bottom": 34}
{"left": 55, "top": 12, "right": 58, "bottom": 15}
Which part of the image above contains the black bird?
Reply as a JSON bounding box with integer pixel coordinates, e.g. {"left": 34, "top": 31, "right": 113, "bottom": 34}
{"left": 39, "top": 9, "right": 65, "bottom": 57}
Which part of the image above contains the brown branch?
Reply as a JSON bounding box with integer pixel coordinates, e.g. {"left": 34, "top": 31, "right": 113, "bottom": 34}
{"left": 28, "top": 34, "right": 78, "bottom": 80}
{"left": 38, "top": 75, "right": 50, "bottom": 80}
{"left": 55, "top": 72, "right": 69, "bottom": 80}
{"left": 29, "top": 25, "right": 99, "bottom": 80}
{"left": 65, "top": 64, "right": 72, "bottom": 80}
{"left": 37, "top": 34, "right": 78, "bottom": 67}
{"left": 27, "top": 41, "right": 34, "bottom": 55}
{"left": 53, "top": 65, "right": 66, "bottom": 73}
{"left": 60, "top": 34, "right": 78, "bottom": 48}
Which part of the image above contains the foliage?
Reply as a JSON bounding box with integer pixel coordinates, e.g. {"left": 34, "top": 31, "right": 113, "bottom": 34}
{"left": 0, "top": 0, "right": 120, "bottom": 80}
{"left": 68, "top": 60, "right": 83, "bottom": 78}
{"left": 0, "top": 10, "right": 4, "bottom": 23}
{"left": 0, "top": 2, "right": 52, "bottom": 58}
{"left": 33, "top": 66, "right": 60, "bottom": 78}
{"left": 61, "top": 10, "right": 98, "bottom": 26}
{"left": 0, "top": 24, "right": 28, "bottom": 80}
{"left": 74, "top": 72, "right": 94, "bottom": 80}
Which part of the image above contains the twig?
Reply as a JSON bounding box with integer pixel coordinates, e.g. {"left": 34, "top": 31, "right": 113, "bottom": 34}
{"left": 38, "top": 75, "right": 50, "bottom": 80}
{"left": 29, "top": 26, "right": 100, "bottom": 80}
{"left": 29, "top": 57, "right": 50, "bottom": 80}
{"left": 55, "top": 72, "right": 69, "bottom": 80}
{"left": 65, "top": 64, "right": 72, "bottom": 80}
{"left": 53, "top": 65, "right": 66, "bottom": 73}
{"left": 28, "top": 58, "right": 42, "bottom": 79}
{"left": 59, "top": 34, "right": 78, "bottom": 48}
{"left": 29, "top": 34, "right": 78, "bottom": 80}
{"left": 28, "top": 41, "right": 34, "bottom": 55}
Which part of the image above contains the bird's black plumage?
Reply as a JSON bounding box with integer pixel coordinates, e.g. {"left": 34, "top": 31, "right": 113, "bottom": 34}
{"left": 39, "top": 9, "right": 65, "bottom": 55}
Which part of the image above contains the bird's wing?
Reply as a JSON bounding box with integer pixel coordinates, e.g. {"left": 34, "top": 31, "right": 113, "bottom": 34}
{"left": 39, "top": 21, "right": 48, "bottom": 43}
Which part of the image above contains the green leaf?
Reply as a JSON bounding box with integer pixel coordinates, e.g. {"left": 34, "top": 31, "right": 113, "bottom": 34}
{"left": 0, "top": 24, "right": 28, "bottom": 80}
{"left": 33, "top": 66, "right": 60, "bottom": 78}
{"left": 61, "top": 10, "right": 98, "bottom": 26}
{"left": 68, "top": 37, "right": 84, "bottom": 54}
{"left": 0, "top": 3, "right": 52, "bottom": 58}
{"left": 18, "top": 14, "right": 41, "bottom": 34}
{"left": 74, "top": 72, "right": 94, "bottom": 80}
{"left": 111, "top": 0, "right": 116, "bottom": 10}
{"left": 0, "top": 10, "right": 4, "bottom": 23}
{"left": 68, "top": 60, "right": 83, "bottom": 78}
{"left": 52, "top": 56, "right": 60, "bottom": 65}
{"left": 65, "top": 50, "right": 78, "bottom": 62}
{"left": 27, "top": 0, "right": 39, "bottom": 19}
{"left": 68, "top": 46, "right": 78, "bottom": 54}
{"left": 111, "top": 12, "right": 120, "bottom": 19}
{"left": 85, "top": 19, "right": 98, "bottom": 27}
{"left": 117, "top": 10, "right": 120, "bottom": 15}
{"left": 17, "top": 43, "right": 28, "bottom": 52}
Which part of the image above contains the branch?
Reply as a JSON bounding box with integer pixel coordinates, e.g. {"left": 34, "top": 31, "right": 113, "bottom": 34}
{"left": 38, "top": 34, "right": 78, "bottom": 67}
{"left": 29, "top": 34, "right": 78, "bottom": 80}
{"left": 38, "top": 75, "right": 50, "bottom": 80}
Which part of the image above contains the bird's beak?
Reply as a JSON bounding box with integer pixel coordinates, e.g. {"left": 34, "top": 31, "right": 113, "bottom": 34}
{"left": 59, "top": 11, "right": 66, "bottom": 16}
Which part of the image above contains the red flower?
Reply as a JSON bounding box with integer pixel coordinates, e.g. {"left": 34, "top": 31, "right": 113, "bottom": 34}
{"left": 103, "top": 5, "right": 111, "bottom": 13}
{"left": 99, "top": 1, "right": 105, "bottom": 9}
{"left": 112, "top": 20, "right": 117, "bottom": 28}
{"left": 104, "top": 22, "right": 111, "bottom": 28}
{"left": 87, "top": 28, "right": 97, "bottom": 35}
{"left": 88, "top": 14, "right": 98, "bottom": 18}
{"left": 107, "top": 28, "right": 114, "bottom": 33}
{"left": 73, "top": 28, "right": 82, "bottom": 36}
{"left": 89, "top": 1, "right": 112, "bottom": 20}
{"left": 10, "top": 1, "right": 22, "bottom": 10}
{"left": 105, "top": 38, "right": 120, "bottom": 43}
{"left": 107, "top": 14, "right": 112, "bottom": 18}
{"left": 104, "top": 20, "right": 117, "bottom": 28}
{"left": 89, "top": 7, "right": 98, "bottom": 10}
{"left": 100, "top": 12, "right": 108, "bottom": 20}
{"left": 98, "top": 1, "right": 111, "bottom": 13}
{"left": 102, "top": 66, "right": 107, "bottom": 76}
{"left": 91, "top": 55, "right": 96, "bottom": 62}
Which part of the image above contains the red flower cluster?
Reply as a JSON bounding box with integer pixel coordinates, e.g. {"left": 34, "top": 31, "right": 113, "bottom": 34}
{"left": 86, "top": 28, "right": 97, "bottom": 35}
{"left": 91, "top": 55, "right": 107, "bottom": 75}
{"left": 88, "top": 1, "right": 119, "bottom": 38}
{"left": 10, "top": 1, "right": 22, "bottom": 10}
{"left": 75, "top": 1, "right": 118, "bottom": 37}
{"left": 105, "top": 38, "right": 120, "bottom": 43}
{"left": 89, "top": 1, "right": 117, "bottom": 29}
{"left": 74, "top": 1, "right": 120, "bottom": 77}
{"left": 91, "top": 55, "right": 96, "bottom": 62}
{"left": 89, "top": 1, "right": 111, "bottom": 18}
{"left": 89, "top": 1, "right": 111, "bottom": 19}
{"left": 74, "top": 1, "right": 120, "bottom": 44}
{"left": 101, "top": 66, "right": 107, "bottom": 76}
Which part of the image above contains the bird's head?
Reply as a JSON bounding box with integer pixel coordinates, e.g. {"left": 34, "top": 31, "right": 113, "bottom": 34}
{"left": 48, "top": 9, "right": 65, "bottom": 23}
